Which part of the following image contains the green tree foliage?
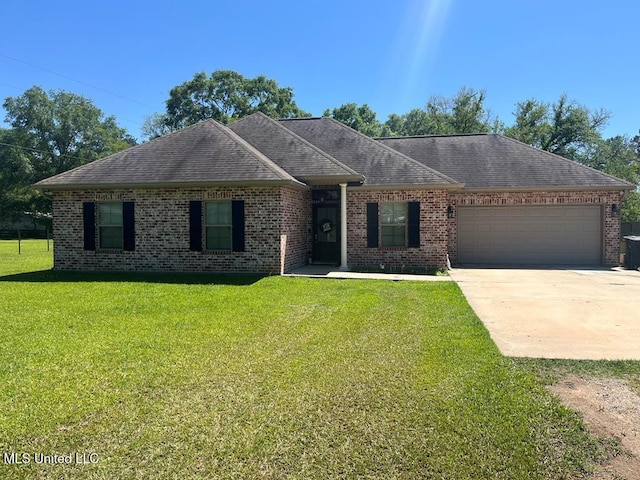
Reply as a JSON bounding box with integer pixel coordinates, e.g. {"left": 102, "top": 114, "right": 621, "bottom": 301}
{"left": 141, "top": 112, "right": 173, "bottom": 140}
{"left": 586, "top": 135, "right": 639, "bottom": 184}
{"left": 1, "top": 86, "right": 136, "bottom": 218}
{"left": 504, "top": 94, "right": 610, "bottom": 161}
{"left": 382, "top": 87, "right": 500, "bottom": 136}
{"left": 393, "top": 108, "right": 432, "bottom": 136}
{"left": 0, "top": 128, "right": 32, "bottom": 221}
{"left": 323, "top": 103, "right": 383, "bottom": 137}
{"left": 3, "top": 86, "right": 136, "bottom": 179}
{"left": 586, "top": 134, "right": 640, "bottom": 222}
{"left": 503, "top": 95, "right": 639, "bottom": 219}
{"left": 145, "top": 71, "right": 309, "bottom": 137}
{"left": 621, "top": 191, "right": 640, "bottom": 222}
{"left": 324, "top": 88, "right": 499, "bottom": 138}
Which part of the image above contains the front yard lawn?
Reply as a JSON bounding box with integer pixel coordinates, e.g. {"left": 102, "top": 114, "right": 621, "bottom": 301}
{"left": 0, "top": 241, "right": 609, "bottom": 478}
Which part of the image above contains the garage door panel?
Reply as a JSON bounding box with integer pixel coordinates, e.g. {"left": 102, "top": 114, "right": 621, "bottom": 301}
{"left": 458, "top": 206, "right": 602, "bottom": 265}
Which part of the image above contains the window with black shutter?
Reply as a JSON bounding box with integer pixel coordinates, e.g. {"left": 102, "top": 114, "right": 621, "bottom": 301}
{"left": 190, "top": 200, "right": 245, "bottom": 252}
{"left": 366, "top": 201, "right": 420, "bottom": 248}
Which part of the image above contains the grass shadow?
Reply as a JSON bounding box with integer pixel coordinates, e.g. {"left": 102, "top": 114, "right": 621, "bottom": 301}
{"left": 0, "top": 269, "right": 266, "bottom": 286}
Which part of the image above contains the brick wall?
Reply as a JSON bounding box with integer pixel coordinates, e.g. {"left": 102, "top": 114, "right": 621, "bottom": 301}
{"left": 52, "top": 186, "right": 309, "bottom": 273}
{"left": 52, "top": 185, "right": 621, "bottom": 273}
{"left": 280, "top": 188, "right": 311, "bottom": 273}
{"left": 346, "top": 189, "right": 449, "bottom": 271}
{"left": 448, "top": 190, "right": 624, "bottom": 265}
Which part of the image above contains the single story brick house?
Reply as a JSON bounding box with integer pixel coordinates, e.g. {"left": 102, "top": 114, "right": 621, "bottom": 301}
{"left": 35, "top": 112, "right": 634, "bottom": 273}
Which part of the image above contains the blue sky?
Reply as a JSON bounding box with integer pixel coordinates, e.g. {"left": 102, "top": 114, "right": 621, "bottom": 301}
{"left": 2, "top": 0, "right": 638, "bottom": 141}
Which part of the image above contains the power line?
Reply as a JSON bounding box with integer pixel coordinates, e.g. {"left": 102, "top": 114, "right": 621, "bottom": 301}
{"left": 0, "top": 140, "right": 99, "bottom": 164}
{"left": 0, "top": 53, "right": 157, "bottom": 110}
{"left": 0, "top": 81, "right": 25, "bottom": 92}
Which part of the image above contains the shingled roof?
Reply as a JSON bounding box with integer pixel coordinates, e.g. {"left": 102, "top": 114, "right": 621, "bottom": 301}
{"left": 35, "top": 116, "right": 634, "bottom": 193}
{"left": 278, "top": 117, "right": 461, "bottom": 188}
{"left": 229, "top": 112, "right": 364, "bottom": 185}
{"left": 378, "top": 134, "right": 635, "bottom": 191}
{"left": 35, "top": 119, "right": 303, "bottom": 189}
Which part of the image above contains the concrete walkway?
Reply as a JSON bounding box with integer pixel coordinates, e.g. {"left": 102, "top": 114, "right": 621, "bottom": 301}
{"left": 450, "top": 267, "right": 640, "bottom": 360}
{"left": 286, "top": 265, "right": 451, "bottom": 281}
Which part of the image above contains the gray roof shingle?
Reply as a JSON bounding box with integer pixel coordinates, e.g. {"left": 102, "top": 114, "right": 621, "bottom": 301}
{"left": 229, "top": 112, "right": 364, "bottom": 184}
{"left": 35, "top": 116, "right": 633, "bottom": 193}
{"left": 379, "top": 134, "right": 634, "bottom": 190}
{"left": 35, "top": 119, "right": 303, "bottom": 189}
{"left": 278, "top": 117, "right": 460, "bottom": 188}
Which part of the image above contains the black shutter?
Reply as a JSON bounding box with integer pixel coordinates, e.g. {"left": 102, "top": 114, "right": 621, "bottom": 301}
{"left": 366, "top": 203, "right": 379, "bottom": 248}
{"left": 407, "top": 201, "right": 420, "bottom": 248}
{"left": 123, "top": 202, "right": 135, "bottom": 251}
{"left": 232, "top": 200, "right": 245, "bottom": 252}
{"left": 189, "top": 201, "right": 203, "bottom": 252}
{"left": 83, "top": 202, "right": 96, "bottom": 251}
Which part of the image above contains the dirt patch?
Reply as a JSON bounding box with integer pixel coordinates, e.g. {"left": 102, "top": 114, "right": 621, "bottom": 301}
{"left": 550, "top": 375, "right": 640, "bottom": 479}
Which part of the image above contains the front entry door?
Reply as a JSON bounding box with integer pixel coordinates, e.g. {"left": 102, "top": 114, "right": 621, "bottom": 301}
{"left": 312, "top": 205, "right": 340, "bottom": 264}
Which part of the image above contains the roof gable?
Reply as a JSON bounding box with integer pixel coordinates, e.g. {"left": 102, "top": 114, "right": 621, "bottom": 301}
{"left": 229, "top": 112, "right": 364, "bottom": 184}
{"left": 278, "top": 117, "right": 460, "bottom": 188}
{"left": 35, "top": 119, "right": 302, "bottom": 189}
{"left": 379, "top": 134, "right": 635, "bottom": 190}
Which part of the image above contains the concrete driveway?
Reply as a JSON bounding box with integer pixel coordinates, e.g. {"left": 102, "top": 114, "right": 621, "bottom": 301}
{"left": 450, "top": 267, "right": 640, "bottom": 360}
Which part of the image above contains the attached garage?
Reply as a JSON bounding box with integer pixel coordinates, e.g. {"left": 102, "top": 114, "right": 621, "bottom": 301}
{"left": 457, "top": 205, "right": 603, "bottom": 265}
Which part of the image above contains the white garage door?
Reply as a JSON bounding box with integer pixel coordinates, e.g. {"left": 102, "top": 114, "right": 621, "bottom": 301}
{"left": 457, "top": 205, "right": 603, "bottom": 265}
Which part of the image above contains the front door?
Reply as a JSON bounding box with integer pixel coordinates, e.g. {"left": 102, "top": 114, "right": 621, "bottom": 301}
{"left": 312, "top": 204, "right": 340, "bottom": 264}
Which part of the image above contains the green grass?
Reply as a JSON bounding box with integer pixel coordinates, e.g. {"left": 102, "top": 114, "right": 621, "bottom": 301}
{"left": 514, "top": 358, "right": 640, "bottom": 397}
{"left": 0, "top": 241, "right": 616, "bottom": 479}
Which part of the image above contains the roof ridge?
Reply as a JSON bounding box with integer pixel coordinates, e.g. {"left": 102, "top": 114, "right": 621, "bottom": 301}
{"left": 229, "top": 112, "right": 365, "bottom": 179}
{"left": 317, "top": 117, "right": 460, "bottom": 185}
{"left": 206, "top": 119, "right": 303, "bottom": 185}
{"left": 376, "top": 132, "right": 490, "bottom": 140}
{"left": 230, "top": 114, "right": 355, "bottom": 178}
{"left": 497, "top": 134, "right": 636, "bottom": 189}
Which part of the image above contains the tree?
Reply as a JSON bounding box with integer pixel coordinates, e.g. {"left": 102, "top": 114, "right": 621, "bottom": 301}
{"left": 0, "top": 128, "right": 32, "bottom": 222}
{"left": 141, "top": 113, "right": 173, "bottom": 140}
{"left": 586, "top": 135, "right": 639, "bottom": 183}
{"left": 3, "top": 86, "right": 136, "bottom": 179}
{"left": 585, "top": 134, "right": 640, "bottom": 222}
{"left": 382, "top": 87, "right": 500, "bottom": 136}
{"left": 382, "top": 113, "right": 404, "bottom": 137}
{"left": 504, "top": 94, "right": 609, "bottom": 161}
{"left": 2, "top": 86, "right": 136, "bottom": 217}
{"left": 323, "top": 103, "right": 383, "bottom": 137}
{"left": 146, "top": 70, "right": 309, "bottom": 137}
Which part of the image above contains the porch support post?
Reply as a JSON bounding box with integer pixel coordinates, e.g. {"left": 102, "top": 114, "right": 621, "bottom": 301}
{"left": 339, "top": 183, "right": 348, "bottom": 271}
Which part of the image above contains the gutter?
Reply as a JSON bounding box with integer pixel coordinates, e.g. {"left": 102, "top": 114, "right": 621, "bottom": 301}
{"left": 32, "top": 178, "right": 310, "bottom": 192}
{"left": 456, "top": 185, "right": 635, "bottom": 193}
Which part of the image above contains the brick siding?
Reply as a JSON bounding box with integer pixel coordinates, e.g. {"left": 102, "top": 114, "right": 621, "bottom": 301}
{"left": 51, "top": 186, "right": 624, "bottom": 273}
{"left": 51, "top": 186, "right": 309, "bottom": 273}
{"left": 280, "top": 188, "right": 311, "bottom": 273}
{"left": 346, "top": 189, "right": 449, "bottom": 271}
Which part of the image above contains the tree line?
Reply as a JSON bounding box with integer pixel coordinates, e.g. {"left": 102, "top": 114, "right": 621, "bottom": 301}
{"left": 1, "top": 70, "right": 639, "bottom": 224}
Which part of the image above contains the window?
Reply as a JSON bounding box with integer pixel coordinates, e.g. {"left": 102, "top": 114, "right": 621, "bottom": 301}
{"left": 83, "top": 201, "right": 134, "bottom": 252}
{"left": 98, "top": 202, "right": 123, "bottom": 249}
{"left": 190, "top": 200, "right": 245, "bottom": 253}
{"left": 380, "top": 202, "right": 407, "bottom": 247}
{"left": 366, "top": 201, "right": 420, "bottom": 249}
{"left": 205, "top": 201, "right": 232, "bottom": 250}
